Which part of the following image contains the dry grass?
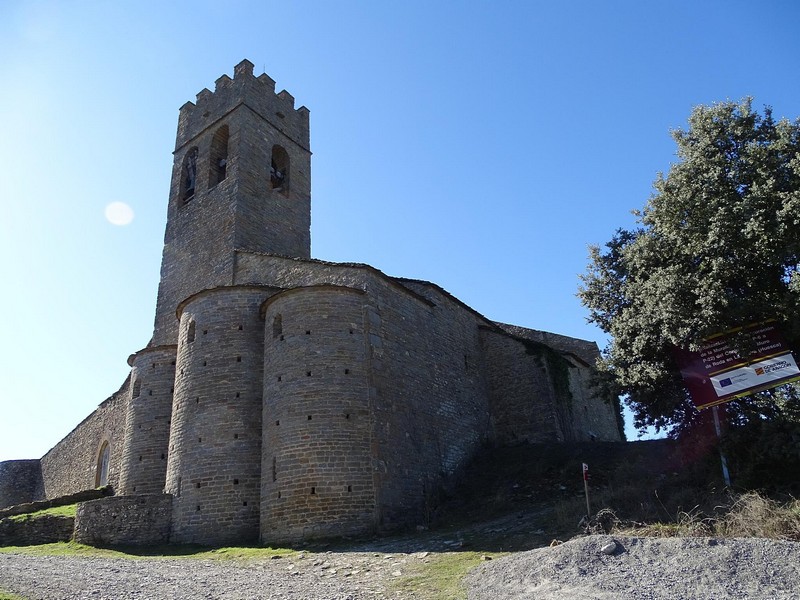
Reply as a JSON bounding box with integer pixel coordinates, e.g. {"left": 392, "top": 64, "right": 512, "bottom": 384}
{"left": 716, "top": 492, "right": 800, "bottom": 541}
{"left": 612, "top": 492, "right": 800, "bottom": 541}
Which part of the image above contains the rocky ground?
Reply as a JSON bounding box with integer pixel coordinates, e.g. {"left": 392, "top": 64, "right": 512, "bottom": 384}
{"left": 0, "top": 550, "right": 409, "bottom": 600}
{"left": 2, "top": 524, "right": 799, "bottom": 599}
{"left": 468, "top": 534, "right": 800, "bottom": 600}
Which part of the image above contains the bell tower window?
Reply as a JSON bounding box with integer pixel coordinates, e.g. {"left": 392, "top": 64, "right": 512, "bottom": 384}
{"left": 209, "top": 125, "right": 229, "bottom": 188}
{"left": 181, "top": 147, "right": 199, "bottom": 202}
{"left": 270, "top": 145, "right": 289, "bottom": 195}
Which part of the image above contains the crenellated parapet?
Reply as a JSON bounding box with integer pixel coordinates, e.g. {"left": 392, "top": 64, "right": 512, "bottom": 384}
{"left": 176, "top": 59, "right": 309, "bottom": 154}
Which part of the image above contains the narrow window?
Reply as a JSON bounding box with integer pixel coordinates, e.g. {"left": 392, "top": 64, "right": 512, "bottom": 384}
{"left": 272, "top": 314, "right": 282, "bottom": 339}
{"left": 132, "top": 379, "right": 141, "bottom": 399}
{"left": 187, "top": 320, "right": 196, "bottom": 343}
{"left": 95, "top": 442, "right": 110, "bottom": 487}
{"left": 181, "top": 147, "right": 199, "bottom": 202}
{"left": 208, "top": 125, "right": 229, "bottom": 188}
{"left": 270, "top": 145, "right": 290, "bottom": 194}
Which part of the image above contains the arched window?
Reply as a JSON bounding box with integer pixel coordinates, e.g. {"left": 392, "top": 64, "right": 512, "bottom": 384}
{"left": 208, "top": 125, "right": 229, "bottom": 188}
{"left": 270, "top": 145, "right": 290, "bottom": 195}
{"left": 95, "top": 441, "right": 110, "bottom": 487}
{"left": 181, "top": 147, "right": 199, "bottom": 202}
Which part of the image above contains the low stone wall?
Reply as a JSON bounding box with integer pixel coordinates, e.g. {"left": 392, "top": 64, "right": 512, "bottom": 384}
{"left": 74, "top": 494, "right": 172, "bottom": 546}
{"left": 0, "top": 487, "right": 112, "bottom": 520}
{"left": 0, "top": 515, "right": 74, "bottom": 546}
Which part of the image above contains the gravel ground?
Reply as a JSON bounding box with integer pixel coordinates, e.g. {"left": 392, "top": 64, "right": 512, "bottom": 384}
{"left": 467, "top": 535, "right": 800, "bottom": 600}
{"left": 0, "top": 550, "right": 419, "bottom": 600}
{"left": 3, "top": 534, "right": 798, "bottom": 599}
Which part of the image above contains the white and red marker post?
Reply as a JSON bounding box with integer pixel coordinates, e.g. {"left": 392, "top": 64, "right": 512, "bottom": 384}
{"left": 582, "top": 463, "right": 591, "bottom": 520}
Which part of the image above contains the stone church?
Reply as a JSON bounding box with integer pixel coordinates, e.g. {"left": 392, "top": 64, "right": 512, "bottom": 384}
{"left": 0, "top": 60, "right": 622, "bottom": 545}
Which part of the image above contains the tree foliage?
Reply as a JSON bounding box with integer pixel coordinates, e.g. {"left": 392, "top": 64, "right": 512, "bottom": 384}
{"left": 580, "top": 99, "right": 800, "bottom": 433}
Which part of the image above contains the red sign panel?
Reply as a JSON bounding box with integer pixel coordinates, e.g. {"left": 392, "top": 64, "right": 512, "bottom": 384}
{"left": 674, "top": 322, "right": 800, "bottom": 410}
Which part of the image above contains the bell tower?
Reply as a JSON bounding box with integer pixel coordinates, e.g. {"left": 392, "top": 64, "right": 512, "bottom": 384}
{"left": 151, "top": 60, "right": 311, "bottom": 345}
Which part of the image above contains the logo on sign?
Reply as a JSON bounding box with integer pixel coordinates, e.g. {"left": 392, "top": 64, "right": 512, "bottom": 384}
{"left": 762, "top": 360, "right": 790, "bottom": 374}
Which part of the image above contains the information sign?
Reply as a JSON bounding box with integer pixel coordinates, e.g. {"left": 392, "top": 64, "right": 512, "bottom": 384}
{"left": 674, "top": 322, "right": 800, "bottom": 410}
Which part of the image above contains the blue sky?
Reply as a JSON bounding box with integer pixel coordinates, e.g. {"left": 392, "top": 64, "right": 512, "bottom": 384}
{"left": 1, "top": 1, "right": 798, "bottom": 461}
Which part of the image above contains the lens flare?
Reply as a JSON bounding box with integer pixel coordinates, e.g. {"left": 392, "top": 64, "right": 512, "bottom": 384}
{"left": 105, "top": 202, "right": 134, "bottom": 226}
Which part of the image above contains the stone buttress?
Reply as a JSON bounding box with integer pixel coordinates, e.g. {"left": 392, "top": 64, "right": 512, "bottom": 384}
{"left": 118, "top": 346, "right": 177, "bottom": 494}
{"left": 260, "top": 286, "right": 376, "bottom": 542}
{"left": 165, "top": 287, "right": 269, "bottom": 544}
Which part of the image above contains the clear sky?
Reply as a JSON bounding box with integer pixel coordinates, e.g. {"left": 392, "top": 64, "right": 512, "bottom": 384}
{"left": 1, "top": 1, "right": 798, "bottom": 461}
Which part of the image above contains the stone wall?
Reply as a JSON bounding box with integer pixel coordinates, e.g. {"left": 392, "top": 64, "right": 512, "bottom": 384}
{"left": 564, "top": 357, "right": 624, "bottom": 441}
{"left": 494, "top": 323, "right": 623, "bottom": 442}
{"left": 480, "top": 327, "right": 564, "bottom": 444}
{"left": 373, "top": 279, "right": 491, "bottom": 528}
{"left": 0, "top": 488, "right": 110, "bottom": 520}
{"left": 496, "top": 323, "right": 601, "bottom": 365}
{"left": 40, "top": 381, "right": 129, "bottom": 498}
{"left": 0, "top": 515, "right": 74, "bottom": 546}
{"left": 0, "top": 460, "right": 44, "bottom": 509}
{"left": 74, "top": 495, "right": 172, "bottom": 546}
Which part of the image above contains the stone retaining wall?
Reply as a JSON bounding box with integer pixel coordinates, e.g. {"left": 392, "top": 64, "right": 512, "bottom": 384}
{"left": 74, "top": 494, "right": 173, "bottom": 547}
{"left": 0, "top": 515, "right": 74, "bottom": 546}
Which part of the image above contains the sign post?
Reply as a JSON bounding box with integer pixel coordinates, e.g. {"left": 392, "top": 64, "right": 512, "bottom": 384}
{"left": 711, "top": 406, "right": 732, "bottom": 487}
{"left": 675, "top": 321, "right": 800, "bottom": 488}
{"left": 582, "top": 463, "right": 590, "bottom": 519}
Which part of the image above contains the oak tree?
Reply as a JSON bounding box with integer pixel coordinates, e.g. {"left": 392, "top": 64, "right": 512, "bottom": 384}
{"left": 580, "top": 99, "right": 800, "bottom": 433}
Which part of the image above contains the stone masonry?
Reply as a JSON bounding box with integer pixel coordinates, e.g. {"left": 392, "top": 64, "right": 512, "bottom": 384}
{"left": 0, "top": 60, "right": 623, "bottom": 546}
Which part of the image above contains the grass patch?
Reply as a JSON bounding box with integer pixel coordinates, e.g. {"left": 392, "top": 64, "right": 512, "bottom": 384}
{"left": 0, "top": 540, "right": 300, "bottom": 561}
{"left": 190, "top": 546, "right": 299, "bottom": 561}
{"left": 0, "top": 541, "right": 130, "bottom": 558}
{"left": 6, "top": 504, "right": 77, "bottom": 523}
{"left": 390, "top": 551, "right": 504, "bottom": 600}
{"left": 0, "top": 591, "right": 30, "bottom": 600}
